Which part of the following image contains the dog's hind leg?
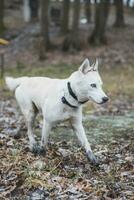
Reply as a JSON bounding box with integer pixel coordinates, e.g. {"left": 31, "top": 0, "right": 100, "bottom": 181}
{"left": 15, "top": 88, "right": 38, "bottom": 153}
{"left": 71, "top": 116, "right": 99, "bottom": 166}
{"left": 19, "top": 107, "right": 37, "bottom": 152}
{"left": 25, "top": 110, "right": 38, "bottom": 153}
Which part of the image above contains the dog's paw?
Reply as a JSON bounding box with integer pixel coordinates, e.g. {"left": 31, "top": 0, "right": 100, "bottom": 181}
{"left": 86, "top": 150, "right": 99, "bottom": 166}
{"left": 31, "top": 143, "right": 40, "bottom": 155}
{"left": 31, "top": 145, "right": 46, "bottom": 156}
{"left": 38, "top": 146, "right": 46, "bottom": 156}
{"left": 13, "top": 133, "right": 21, "bottom": 139}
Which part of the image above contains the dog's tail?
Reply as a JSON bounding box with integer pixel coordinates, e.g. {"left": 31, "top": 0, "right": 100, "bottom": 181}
{"left": 5, "top": 76, "right": 28, "bottom": 91}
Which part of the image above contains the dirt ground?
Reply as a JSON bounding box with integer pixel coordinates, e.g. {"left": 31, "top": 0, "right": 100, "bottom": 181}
{"left": 0, "top": 5, "right": 134, "bottom": 200}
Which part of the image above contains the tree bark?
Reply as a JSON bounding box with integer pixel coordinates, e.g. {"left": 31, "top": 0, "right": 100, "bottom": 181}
{"left": 39, "top": 0, "right": 50, "bottom": 60}
{"left": 62, "top": 0, "right": 81, "bottom": 51}
{"left": 0, "top": 0, "right": 5, "bottom": 36}
{"left": 85, "top": 0, "right": 91, "bottom": 23}
{"left": 72, "top": 0, "right": 80, "bottom": 34}
{"left": 114, "top": 0, "right": 125, "bottom": 27}
{"left": 61, "top": 0, "right": 70, "bottom": 34}
{"left": 89, "top": 0, "right": 110, "bottom": 45}
{"left": 126, "top": 0, "right": 130, "bottom": 7}
{"left": 29, "top": 0, "right": 39, "bottom": 21}
{"left": 0, "top": 53, "right": 4, "bottom": 78}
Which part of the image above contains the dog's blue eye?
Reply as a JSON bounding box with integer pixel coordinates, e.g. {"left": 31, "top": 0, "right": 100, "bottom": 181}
{"left": 91, "top": 84, "right": 96, "bottom": 88}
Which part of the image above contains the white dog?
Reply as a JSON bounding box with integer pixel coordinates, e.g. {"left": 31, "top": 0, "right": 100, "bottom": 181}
{"left": 5, "top": 59, "right": 108, "bottom": 165}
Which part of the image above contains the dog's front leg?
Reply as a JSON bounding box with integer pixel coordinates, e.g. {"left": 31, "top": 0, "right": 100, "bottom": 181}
{"left": 71, "top": 117, "right": 99, "bottom": 166}
{"left": 40, "top": 119, "right": 51, "bottom": 155}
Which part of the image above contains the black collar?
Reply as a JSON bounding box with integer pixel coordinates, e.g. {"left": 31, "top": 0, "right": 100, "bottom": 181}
{"left": 67, "top": 82, "right": 88, "bottom": 104}
{"left": 61, "top": 96, "right": 78, "bottom": 108}
{"left": 67, "top": 82, "right": 78, "bottom": 101}
{"left": 61, "top": 82, "right": 88, "bottom": 108}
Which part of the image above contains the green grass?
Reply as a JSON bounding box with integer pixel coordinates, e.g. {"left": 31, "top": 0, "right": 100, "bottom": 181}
{"left": 102, "top": 65, "right": 134, "bottom": 98}
{"left": 5, "top": 63, "right": 75, "bottom": 79}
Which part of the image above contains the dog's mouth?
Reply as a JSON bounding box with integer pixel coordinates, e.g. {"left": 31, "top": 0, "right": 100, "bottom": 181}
{"left": 97, "top": 101, "right": 106, "bottom": 105}
{"left": 89, "top": 97, "right": 109, "bottom": 105}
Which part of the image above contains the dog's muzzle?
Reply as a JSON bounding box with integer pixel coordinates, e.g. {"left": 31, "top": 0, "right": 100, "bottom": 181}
{"left": 99, "top": 97, "right": 109, "bottom": 104}
{"left": 102, "top": 97, "right": 109, "bottom": 103}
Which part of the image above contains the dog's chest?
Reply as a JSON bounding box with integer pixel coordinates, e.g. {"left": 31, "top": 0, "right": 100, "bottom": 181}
{"left": 60, "top": 107, "right": 72, "bottom": 120}
{"left": 53, "top": 107, "right": 71, "bottom": 122}
{"left": 45, "top": 104, "right": 76, "bottom": 123}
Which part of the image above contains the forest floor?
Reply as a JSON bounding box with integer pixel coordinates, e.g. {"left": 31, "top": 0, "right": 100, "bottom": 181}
{"left": 0, "top": 6, "right": 134, "bottom": 200}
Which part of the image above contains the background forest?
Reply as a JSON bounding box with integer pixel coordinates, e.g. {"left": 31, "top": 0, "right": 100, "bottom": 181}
{"left": 0, "top": 0, "right": 134, "bottom": 199}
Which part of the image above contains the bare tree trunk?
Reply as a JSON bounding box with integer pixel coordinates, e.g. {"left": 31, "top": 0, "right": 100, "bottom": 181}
{"left": 89, "top": 0, "right": 110, "bottom": 45}
{"left": 0, "top": 53, "right": 4, "bottom": 78}
{"left": 85, "top": 0, "right": 91, "bottom": 23}
{"left": 62, "top": 0, "right": 81, "bottom": 51}
{"left": 72, "top": 0, "right": 80, "bottom": 34}
{"left": 126, "top": 0, "right": 130, "bottom": 7}
{"left": 23, "top": 0, "right": 30, "bottom": 22}
{"left": 61, "top": 0, "right": 70, "bottom": 34}
{"left": 29, "top": 0, "right": 39, "bottom": 21}
{"left": 23, "top": 0, "right": 38, "bottom": 22}
{"left": 0, "top": 0, "right": 5, "bottom": 36}
{"left": 114, "top": 0, "right": 125, "bottom": 27}
{"left": 39, "top": 0, "right": 50, "bottom": 60}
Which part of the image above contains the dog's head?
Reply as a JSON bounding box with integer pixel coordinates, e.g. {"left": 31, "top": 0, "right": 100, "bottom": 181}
{"left": 70, "top": 58, "right": 109, "bottom": 104}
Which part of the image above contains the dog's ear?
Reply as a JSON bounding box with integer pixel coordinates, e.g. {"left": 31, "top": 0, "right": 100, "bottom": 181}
{"left": 79, "top": 58, "right": 90, "bottom": 74}
{"left": 91, "top": 59, "right": 98, "bottom": 71}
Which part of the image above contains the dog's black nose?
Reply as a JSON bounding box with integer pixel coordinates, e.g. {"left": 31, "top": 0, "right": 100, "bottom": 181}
{"left": 102, "top": 97, "right": 109, "bottom": 103}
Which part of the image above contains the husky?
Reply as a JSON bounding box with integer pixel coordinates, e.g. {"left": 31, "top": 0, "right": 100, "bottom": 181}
{"left": 5, "top": 59, "right": 108, "bottom": 165}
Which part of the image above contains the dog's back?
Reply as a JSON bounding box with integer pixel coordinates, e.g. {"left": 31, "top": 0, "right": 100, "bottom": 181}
{"left": 5, "top": 76, "right": 65, "bottom": 109}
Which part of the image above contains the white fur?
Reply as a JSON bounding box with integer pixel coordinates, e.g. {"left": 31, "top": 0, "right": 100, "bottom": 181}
{"left": 5, "top": 77, "right": 28, "bottom": 91}
{"left": 5, "top": 59, "right": 108, "bottom": 164}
